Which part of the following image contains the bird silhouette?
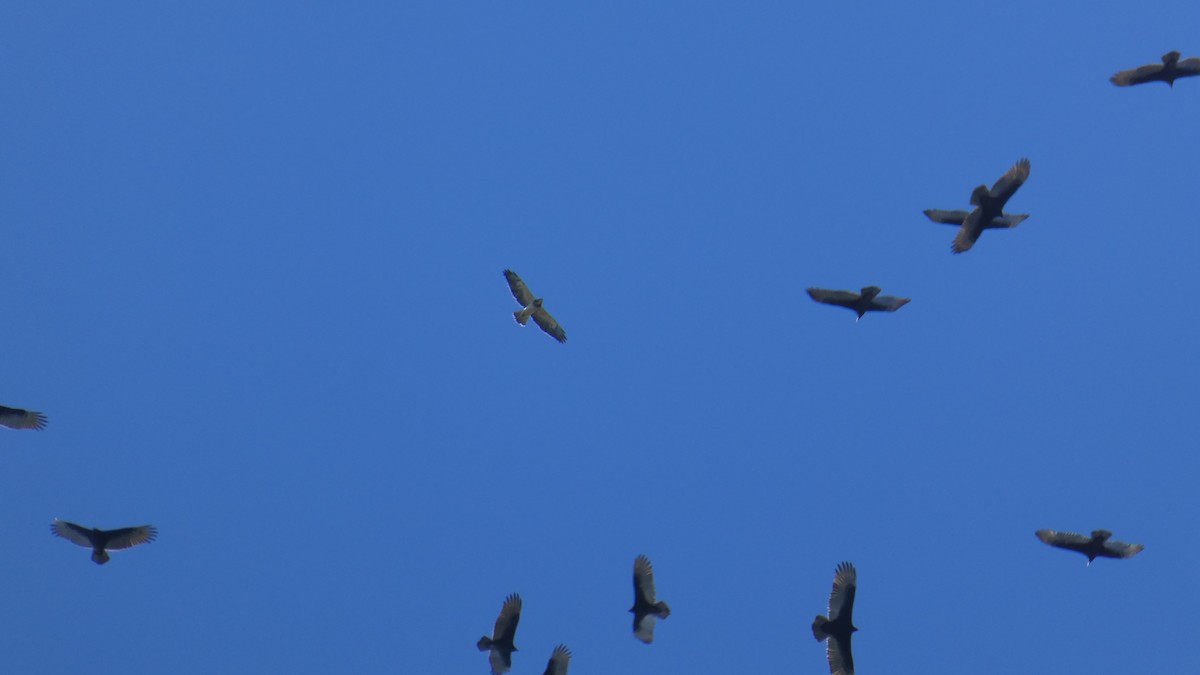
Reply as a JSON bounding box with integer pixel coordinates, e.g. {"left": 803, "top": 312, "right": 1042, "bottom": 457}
{"left": 1110, "top": 51, "right": 1200, "bottom": 87}
{"left": 630, "top": 555, "right": 671, "bottom": 643}
{"left": 478, "top": 593, "right": 522, "bottom": 674}
{"left": 1035, "top": 529, "right": 1144, "bottom": 565}
{"left": 50, "top": 519, "right": 156, "bottom": 564}
{"left": 813, "top": 561, "right": 857, "bottom": 675}
{"left": 807, "top": 287, "right": 909, "bottom": 321}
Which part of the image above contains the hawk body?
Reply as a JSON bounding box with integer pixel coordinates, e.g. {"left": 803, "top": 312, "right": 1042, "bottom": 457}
{"left": 504, "top": 270, "right": 567, "bottom": 343}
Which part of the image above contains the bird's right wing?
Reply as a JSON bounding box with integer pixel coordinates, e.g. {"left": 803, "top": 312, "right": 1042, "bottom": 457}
{"left": 532, "top": 307, "right": 567, "bottom": 343}
{"left": 50, "top": 519, "right": 94, "bottom": 548}
{"left": 1177, "top": 57, "right": 1200, "bottom": 76}
{"left": 807, "top": 288, "right": 860, "bottom": 309}
{"left": 990, "top": 213, "right": 1030, "bottom": 229}
{"left": 503, "top": 270, "right": 535, "bottom": 306}
{"left": 0, "top": 405, "right": 47, "bottom": 430}
{"left": 869, "top": 295, "right": 910, "bottom": 312}
{"left": 827, "top": 561, "right": 857, "bottom": 622}
{"left": 104, "top": 525, "right": 158, "bottom": 550}
{"left": 952, "top": 210, "right": 984, "bottom": 253}
{"left": 826, "top": 633, "right": 855, "bottom": 675}
{"left": 493, "top": 593, "right": 522, "bottom": 642}
{"left": 543, "top": 644, "right": 571, "bottom": 675}
{"left": 923, "top": 209, "right": 970, "bottom": 225}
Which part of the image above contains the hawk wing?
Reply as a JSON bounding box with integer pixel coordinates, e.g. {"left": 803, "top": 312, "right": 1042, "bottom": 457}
{"left": 923, "top": 209, "right": 970, "bottom": 225}
{"left": 633, "top": 555, "right": 658, "bottom": 605}
{"left": 492, "top": 593, "right": 522, "bottom": 643}
{"left": 51, "top": 519, "right": 95, "bottom": 548}
{"left": 0, "top": 405, "right": 48, "bottom": 430}
{"left": 988, "top": 158, "right": 1030, "bottom": 207}
{"left": 952, "top": 209, "right": 985, "bottom": 253}
{"left": 1036, "top": 529, "right": 1092, "bottom": 554}
{"left": 542, "top": 644, "right": 571, "bottom": 675}
{"left": 532, "top": 307, "right": 567, "bottom": 343}
{"left": 633, "top": 612, "right": 658, "bottom": 644}
{"left": 1110, "top": 63, "right": 1165, "bottom": 86}
{"left": 826, "top": 632, "right": 855, "bottom": 675}
{"left": 503, "top": 269, "right": 535, "bottom": 306}
{"left": 1101, "top": 539, "right": 1145, "bottom": 559}
{"left": 1177, "top": 57, "right": 1200, "bottom": 77}
{"left": 868, "top": 295, "right": 910, "bottom": 312}
{"left": 827, "top": 561, "right": 857, "bottom": 624}
{"left": 489, "top": 648, "right": 514, "bottom": 675}
{"left": 990, "top": 213, "right": 1030, "bottom": 229}
{"left": 807, "top": 288, "right": 861, "bottom": 309}
{"left": 102, "top": 525, "right": 157, "bottom": 550}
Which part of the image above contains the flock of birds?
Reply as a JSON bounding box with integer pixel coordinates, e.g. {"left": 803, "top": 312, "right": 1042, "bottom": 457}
{"left": 0, "top": 48, "right": 1188, "bottom": 675}
{"left": 486, "top": 51, "right": 1187, "bottom": 675}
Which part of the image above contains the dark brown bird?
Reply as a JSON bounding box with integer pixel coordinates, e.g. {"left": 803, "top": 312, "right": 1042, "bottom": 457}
{"left": 812, "top": 561, "right": 857, "bottom": 675}
{"left": 807, "top": 286, "right": 910, "bottom": 321}
{"left": 933, "top": 158, "right": 1031, "bottom": 253}
{"left": 1111, "top": 51, "right": 1200, "bottom": 87}
{"left": 630, "top": 554, "right": 670, "bottom": 643}
{"left": 50, "top": 519, "right": 156, "bottom": 565}
{"left": 504, "top": 270, "right": 567, "bottom": 343}
{"left": 1035, "top": 529, "right": 1144, "bottom": 565}
{"left": 478, "top": 593, "right": 522, "bottom": 674}
{"left": 0, "top": 404, "right": 47, "bottom": 430}
{"left": 542, "top": 644, "right": 571, "bottom": 675}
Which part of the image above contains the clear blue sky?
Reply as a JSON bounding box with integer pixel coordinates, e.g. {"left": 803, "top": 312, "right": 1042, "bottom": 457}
{"left": 2, "top": 3, "right": 1196, "bottom": 673}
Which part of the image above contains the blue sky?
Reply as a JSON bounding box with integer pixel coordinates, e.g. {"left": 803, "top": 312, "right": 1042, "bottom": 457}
{"left": 1, "top": 2, "right": 1197, "bottom": 673}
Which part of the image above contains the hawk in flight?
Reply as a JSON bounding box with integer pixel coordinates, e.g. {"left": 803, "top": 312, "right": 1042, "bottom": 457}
{"left": 630, "top": 554, "right": 671, "bottom": 643}
{"left": 929, "top": 158, "right": 1031, "bottom": 253}
{"left": 1035, "top": 529, "right": 1144, "bottom": 565}
{"left": 812, "top": 561, "right": 858, "bottom": 675}
{"left": 0, "top": 404, "right": 47, "bottom": 430}
{"left": 504, "top": 270, "right": 567, "bottom": 343}
{"left": 478, "top": 593, "right": 522, "bottom": 674}
{"left": 50, "top": 519, "right": 157, "bottom": 565}
{"left": 807, "top": 286, "right": 909, "bottom": 321}
{"left": 1110, "top": 51, "right": 1200, "bottom": 87}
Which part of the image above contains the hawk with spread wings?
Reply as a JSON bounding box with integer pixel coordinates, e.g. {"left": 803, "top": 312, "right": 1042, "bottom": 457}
{"left": 807, "top": 286, "right": 909, "bottom": 321}
{"left": 504, "top": 270, "right": 567, "bottom": 343}
{"left": 50, "top": 519, "right": 157, "bottom": 565}
{"left": 1111, "top": 51, "right": 1200, "bottom": 87}
{"left": 478, "top": 593, "right": 522, "bottom": 674}
{"left": 928, "top": 158, "right": 1031, "bottom": 253}
{"left": 1035, "top": 529, "right": 1144, "bottom": 565}
{"left": 630, "top": 554, "right": 671, "bottom": 643}
{"left": 812, "top": 561, "right": 858, "bottom": 675}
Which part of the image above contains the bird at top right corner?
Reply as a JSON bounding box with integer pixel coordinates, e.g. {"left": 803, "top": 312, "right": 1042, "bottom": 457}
{"left": 924, "top": 158, "right": 1031, "bottom": 254}
{"left": 1110, "top": 51, "right": 1200, "bottom": 87}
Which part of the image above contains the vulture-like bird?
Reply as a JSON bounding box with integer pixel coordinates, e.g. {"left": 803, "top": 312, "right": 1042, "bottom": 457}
{"left": 1035, "top": 529, "right": 1144, "bottom": 565}
{"left": 1110, "top": 51, "right": 1200, "bottom": 87}
{"left": 542, "top": 644, "right": 571, "bottom": 675}
{"left": 0, "top": 404, "right": 47, "bottom": 430}
{"left": 504, "top": 269, "right": 567, "bottom": 343}
{"left": 630, "top": 554, "right": 671, "bottom": 643}
{"left": 812, "top": 561, "right": 858, "bottom": 675}
{"left": 932, "top": 158, "right": 1031, "bottom": 253}
{"left": 807, "top": 286, "right": 909, "bottom": 321}
{"left": 50, "top": 519, "right": 156, "bottom": 565}
{"left": 478, "top": 593, "right": 522, "bottom": 674}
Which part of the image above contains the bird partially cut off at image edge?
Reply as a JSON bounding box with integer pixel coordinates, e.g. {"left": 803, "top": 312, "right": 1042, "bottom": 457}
{"left": 630, "top": 554, "right": 671, "bottom": 643}
{"left": 542, "top": 644, "right": 571, "bottom": 675}
{"left": 478, "top": 593, "right": 522, "bottom": 674}
{"left": 504, "top": 269, "right": 567, "bottom": 343}
{"left": 0, "top": 404, "right": 48, "bottom": 430}
{"left": 813, "top": 561, "right": 857, "bottom": 675}
{"left": 1110, "top": 51, "right": 1200, "bottom": 87}
{"left": 50, "top": 519, "right": 157, "bottom": 565}
{"left": 1035, "top": 529, "right": 1144, "bottom": 565}
{"left": 807, "top": 286, "right": 910, "bottom": 321}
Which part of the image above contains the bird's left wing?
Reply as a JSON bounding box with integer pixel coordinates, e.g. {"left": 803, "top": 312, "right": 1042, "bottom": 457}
{"left": 50, "top": 519, "right": 94, "bottom": 548}
{"left": 633, "top": 612, "right": 657, "bottom": 644}
{"left": 104, "top": 525, "right": 158, "bottom": 550}
{"left": 1110, "top": 64, "right": 1163, "bottom": 86}
{"left": 807, "top": 288, "right": 860, "bottom": 309}
{"left": 489, "top": 647, "right": 513, "bottom": 675}
{"left": 923, "top": 209, "right": 970, "bottom": 225}
{"left": 503, "top": 270, "right": 535, "bottom": 306}
{"left": 1177, "top": 57, "right": 1200, "bottom": 77}
{"left": 827, "top": 561, "right": 857, "bottom": 622}
{"left": 532, "top": 307, "right": 567, "bottom": 343}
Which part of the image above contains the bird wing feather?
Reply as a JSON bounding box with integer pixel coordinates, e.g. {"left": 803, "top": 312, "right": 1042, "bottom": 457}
{"left": 923, "top": 209, "right": 970, "bottom": 225}
{"left": 0, "top": 405, "right": 48, "bottom": 430}
{"left": 51, "top": 519, "right": 95, "bottom": 548}
{"left": 503, "top": 270, "right": 535, "bottom": 306}
{"left": 532, "top": 307, "right": 567, "bottom": 343}
{"left": 988, "top": 158, "right": 1030, "bottom": 206}
{"left": 103, "top": 525, "right": 158, "bottom": 550}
